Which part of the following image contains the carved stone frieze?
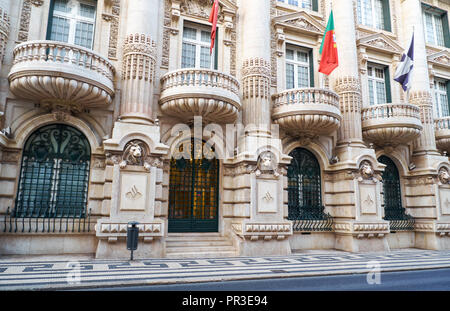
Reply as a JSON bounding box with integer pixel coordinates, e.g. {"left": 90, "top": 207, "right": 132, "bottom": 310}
{"left": 232, "top": 221, "right": 293, "bottom": 241}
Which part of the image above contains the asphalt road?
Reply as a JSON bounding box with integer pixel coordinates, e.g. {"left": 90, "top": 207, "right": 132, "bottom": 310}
{"left": 86, "top": 267, "right": 450, "bottom": 291}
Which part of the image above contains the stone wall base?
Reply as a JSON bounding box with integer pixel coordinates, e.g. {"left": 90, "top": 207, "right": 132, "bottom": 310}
{"left": 289, "top": 232, "right": 336, "bottom": 251}
{"left": 387, "top": 231, "right": 415, "bottom": 249}
{"left": 415, "top": 232, "right": 450, "bottom": 250}
{"left": 234, "top": 238, "right": 292, "bottom": 257}
{"left": 95, "top": 239, "right": 164, "bottom": 259}
{"left": 335, "top": 234, "right": 390, "bottom": 252}
{"left": 0, "top": 234, "right": 97, "bottom": 255}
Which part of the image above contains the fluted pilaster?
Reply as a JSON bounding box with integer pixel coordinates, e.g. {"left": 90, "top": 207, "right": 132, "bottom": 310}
{"left": 120, "top": 33, "right": 157, "bottom": 123}
{"left": 334, "top": 76, "right": 364, "bottom": 146}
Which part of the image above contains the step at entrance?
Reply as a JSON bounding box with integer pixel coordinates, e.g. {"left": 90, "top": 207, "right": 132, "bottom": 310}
{"left": 165, "top": 233, "right": 237, "bottom": 258}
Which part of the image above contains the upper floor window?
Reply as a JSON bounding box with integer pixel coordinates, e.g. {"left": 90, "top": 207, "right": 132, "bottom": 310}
{"left": 422, "top": 5, "right": 450, "bottom": 48}
{"left": 434, "top": 78, "right": 450, "bottom": 118}
{"left": 181, "top": 22, "right": 217, "bottom": 70}
{"left": 47, "top": 0, "right": 97, "bottom": 49}
{"left": 277, "top": 0, "right": 318, "bottom": 12}
{"left": 285, "top": 46, "right": 314, "bottom": 89}
{"left": 357, "top": 0, "right": 391, "bottom": 32}
{"left": 368, "top": 63, "right": 391, "bottom": 105}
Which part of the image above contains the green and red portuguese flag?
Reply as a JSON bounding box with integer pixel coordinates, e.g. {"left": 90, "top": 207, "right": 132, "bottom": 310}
{"left": 319, "top": 10, "right": 338, "bottom": 75}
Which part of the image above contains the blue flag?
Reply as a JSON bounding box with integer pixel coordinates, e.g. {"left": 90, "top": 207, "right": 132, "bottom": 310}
{"left": 394, "top": 32, "right": 414, "bottom": 92}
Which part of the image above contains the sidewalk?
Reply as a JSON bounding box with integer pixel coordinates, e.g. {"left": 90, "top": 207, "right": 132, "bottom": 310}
{"left": 1, "top": 249, "right": 450, "bottom": 290}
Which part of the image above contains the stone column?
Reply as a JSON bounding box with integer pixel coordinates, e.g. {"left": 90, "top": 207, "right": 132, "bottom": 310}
{"left": 240, "top": 0, "right": 272, "bottom": 136}
{"left": 326, "top": 1, "right": 389, "bottom": 252}
{"left": 119, "top": 0, "right": 159, "bottom": 124}
{"left": 330, "top": 0, "right": 365, "bottom": 151}
{"left": 96, "top": 0, "right": 170, "bottom": 258}
{"left": 400, "top": 0, "right": 438, "bottom": 156}
{"left": 226, "top": 0, "right": 292, "bottom": 257}
{"left": 0, "top": 0, "right": 9, "bottom": 74}
{"left": 400, "top": 0, "right": 450, "bottom": 251}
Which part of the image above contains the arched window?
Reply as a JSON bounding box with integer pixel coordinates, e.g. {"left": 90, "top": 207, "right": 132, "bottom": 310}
{"left": 168, "top": 139, "right": 219, "bottom": 232}
{"left": 15, "top": 124, "right": 91, "bottom": 218}
{"left": 378, "top": 155, "right": 414, "bottom": 230}
{"left": 287, "top": 148, "right": 323, "bottom": 217}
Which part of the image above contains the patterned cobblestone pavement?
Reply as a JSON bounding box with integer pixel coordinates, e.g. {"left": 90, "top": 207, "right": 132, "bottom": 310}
{"left": 1, "top": 249, "right": 450, "bottom": 290}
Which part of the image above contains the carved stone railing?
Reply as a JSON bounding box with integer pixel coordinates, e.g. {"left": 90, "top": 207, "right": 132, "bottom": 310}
{"left": 271, "top": 88, "right": 341, "bottom": 136}
{"left": 8, "top": 40, "right": 115, "bottom": 112}
{"left": 361, "top": 103, "right": 422, "bottom": 147}
{"left": 435, "top": 117, "right": 450, "bottom": 154}
{"left": 159, "top": 68, "right": 241, "bottom": 123}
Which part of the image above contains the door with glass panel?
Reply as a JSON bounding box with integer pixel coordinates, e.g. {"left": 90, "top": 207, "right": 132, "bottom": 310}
{"left": 48, "top": 0, "right": 97, "bottom": 49}
{"left": 168, "top": 139, "right": 219, "bottom": 232}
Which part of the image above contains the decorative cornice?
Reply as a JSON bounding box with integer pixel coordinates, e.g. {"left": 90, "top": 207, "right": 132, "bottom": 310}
{"left": 357, "top": 32, "right": 403, "bottom": 55}
{"left": 272, "top": 10, "right": 325, "bottom": 36}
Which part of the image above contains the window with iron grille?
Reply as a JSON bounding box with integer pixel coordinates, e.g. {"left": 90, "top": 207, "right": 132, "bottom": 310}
{"left": 434, "top": 78, "right": 450, "bottom": 118}
{"left": 287, "top": 148, "right": 322, "bottom": 218}
{"left": 14, "top": 124, "right": 91, "bottom": 218}
{"left": 47, "top": 0, "right": 97, "bottom": 49}
{"left": 356, "top": 0, "right": 391, "bottom": 31}
{"left": 181, "top": 22, "right": 217, "bottom": 70}
{"left": 378, "top": 155, "right": 414, "bottom": 231}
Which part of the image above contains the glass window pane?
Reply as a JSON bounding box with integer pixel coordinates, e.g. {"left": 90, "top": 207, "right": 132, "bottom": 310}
{"left": 79, "top": 3, "right": 96, "bottom": 19}
{"left": 424, "top": 12, "right": 435, "bottom": 45}
{"left": 363, "top": 0, "right": 373, "bottom": 27}
{"left": 369, "top": 80, "right": 375, "bottom": 106}
{"left": 300, "top": 0, "right": 312, "bottom": 10}
{"left": 75, "top": 21, "right": 94, "bottom": 49}
{"left": 434, "top": 14, "right": 445, "bottom": 46}
{"left": 201, "top": 30, "right": 211, "bottom": 43}
{"left": 376, "top": 80, "right": 386, "bottom": 104}
{"left": 200, "top": 46, "right": 211, "bottom": 69}
{"left": 183, "top": 27, "right": 197, "bottom": 40}
{"left": 181, "top": 42, "right": 196, "bottom": 68}
{"left": 373, "top": 0, "right": 385, "bottom": 30}
{"left": 297, "top": 51, "right": 308, "bottom": 63}
{"left": 297, "top": 65, "right": 309, "bottom": 88}
{"left": 440, "top": 93, "right": 449, "bottom": 117}
{"left": 286, "top": 63, "right": 295, "bottom": 89}
{"left": 288, "top": 0, "right": 299, "bottom": 6}
{"left": 286, "top": 49, "right": 294, "bottom": 60}
{"left": 54, "top": 0, "right": 70, "bottom": 13}
{"left": 50, "top": 16, "right": 70, "bottom": 43}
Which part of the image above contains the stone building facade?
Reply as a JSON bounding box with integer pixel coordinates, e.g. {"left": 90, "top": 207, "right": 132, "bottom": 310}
{"left": 0, "top": 0, "right": 450, "bottom": 259}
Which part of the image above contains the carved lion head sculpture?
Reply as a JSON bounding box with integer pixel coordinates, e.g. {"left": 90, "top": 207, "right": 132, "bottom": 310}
{"left": 359, "top": 160, "right": 374, "bottom": 179}
{"left": 122, "top": 140, "right": 147, "bottom": 166}
{"left": 439, "top": 168, "right": 450, "bottom": 184}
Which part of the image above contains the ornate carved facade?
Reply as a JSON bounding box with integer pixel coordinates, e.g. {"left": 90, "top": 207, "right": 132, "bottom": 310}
{"left": 1, "top": 0, "right": 450, "bottom": 259}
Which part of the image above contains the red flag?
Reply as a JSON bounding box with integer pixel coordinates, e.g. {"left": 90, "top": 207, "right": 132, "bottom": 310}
{"left": 318, "top": 10, "right": 338, "bottom": 75}
{"left": 209, "top": 0, "right": 219, "bottom": 55}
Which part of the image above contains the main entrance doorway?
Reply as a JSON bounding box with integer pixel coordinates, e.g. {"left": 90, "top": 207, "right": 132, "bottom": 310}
{"left": 168, "top": 139, "right": 219, "bottom": 232}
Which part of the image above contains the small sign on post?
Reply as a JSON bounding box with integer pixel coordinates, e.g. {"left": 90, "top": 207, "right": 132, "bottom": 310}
{"left": 127, "top": 221, "right": 139, "bottom": 260}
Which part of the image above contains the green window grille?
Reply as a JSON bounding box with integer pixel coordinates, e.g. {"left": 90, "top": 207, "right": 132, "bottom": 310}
{"left": 14, "top": 124, "right": 91, "bottom": 218}
{"left": 168, "top": 139, "right": 219, "bottom": 232}
{"left": 287, "top": 148, "right": 332, "bottom": 231}
{"left": 378, "top": 155, "right": 414, "bottom": 231}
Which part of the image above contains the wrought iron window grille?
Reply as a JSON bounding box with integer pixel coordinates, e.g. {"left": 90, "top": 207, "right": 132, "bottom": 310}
{"left": 3, "top": 206, "right": 92, "bottom": 233}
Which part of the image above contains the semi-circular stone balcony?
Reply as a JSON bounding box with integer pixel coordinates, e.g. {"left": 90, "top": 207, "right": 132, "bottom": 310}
{"left": 8, "top": 40, "right": 115, "bottom": 112}
{"left": 435, "top": 117, "right": 450, "bottom": 154}
{"left": 159, "top": 68, "right": 241, "bottom": 123}
{"left": 271, "top": 88, "right": 341, "bottom": 136}
{"left": 361, "top": 103, "right": 422, "bottom": 147}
